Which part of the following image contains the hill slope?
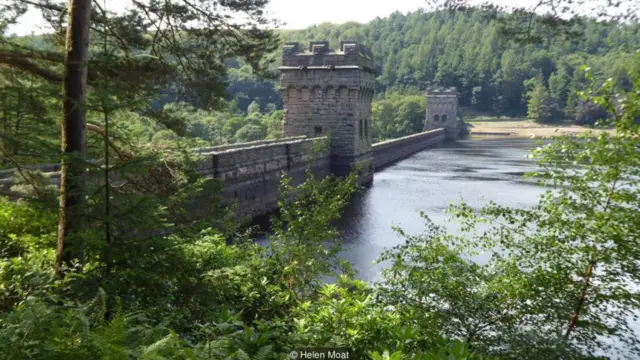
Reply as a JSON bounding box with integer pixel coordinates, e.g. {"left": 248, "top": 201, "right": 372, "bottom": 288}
{"left": 245, "top": 9, "right": 639, "bottom": 118}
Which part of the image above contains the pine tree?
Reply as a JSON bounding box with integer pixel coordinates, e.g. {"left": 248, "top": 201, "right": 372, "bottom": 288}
{"left": 527, "top": 75, "right": 559, "bottom": 123}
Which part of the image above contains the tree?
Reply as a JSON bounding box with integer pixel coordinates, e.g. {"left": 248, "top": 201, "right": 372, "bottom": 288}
{"left": 56, "top": 0, "right": 91, "bottom": 277}
{"left": 423, "top": 0, "right": 639, "bottom": 44}
{"left": 0, "top": 65, "right": 59, "bottom": 168}
{"left": 247, "top": 101, "right": 261, "bottom": 115}
{"left": 234, "top": 123, "right": 266, "bottom": 143}
{"left": 526, "top": 75, "right": 560, "bottom": 123}
{"left": 548, "top": 65, "right": 571, "bottom": 111}
{"left": 372, "top": 100, "right": 396, "bottom": 141}
{"left": 261, "top": 109, "right": 284, "bottom": 139}
{"left": 1, "top": 0, "right": 279, "bottom": 276}
{"left": 574, "top": 98, "right": 609, "bottom": 126}
{"left": 394, "top": 96, "right": 425, "bottom": 136}
{"left": 379, "top": 54, "right": 640, "bottom": 358}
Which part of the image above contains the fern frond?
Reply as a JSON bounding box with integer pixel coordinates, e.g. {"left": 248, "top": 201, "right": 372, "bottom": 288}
{"left": 252, "top": 345, "right": 273, "bottom": 360}
{"left": 140, "top": 333, "right": 175, "bottom": 358}
{"left": 233, "top": 349, "right": 251, "bottom": 360}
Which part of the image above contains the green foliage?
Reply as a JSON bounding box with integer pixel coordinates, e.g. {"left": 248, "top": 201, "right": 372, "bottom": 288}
{"left": 267, "top": 147, "right": 360, "bottom": 299}
{"left": 369, "top": 339, "right": 489, "bottom": 360}
{"left": 226, "top": 65, "right": 282, "bottom": 113}
{"left": 378, "top": 54, "right": 640, "bottom": 358}
{"left": 0, "top": 64, "right": 60, "bottom": 168}
{"left": 0, "top": 148, "right": 490, "bottom": 359}
{"left": 372, "top": 94, "right": 426, "bottom": 141}
{"left": 526, "top": 75, "right": 562, "bottom": 123}
{"left": 278, "top": 10, "right": 638, "bottom": 121}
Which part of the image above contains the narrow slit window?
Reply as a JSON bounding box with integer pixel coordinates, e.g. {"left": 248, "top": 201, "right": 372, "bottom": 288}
{"left": 364, "top": 119, "right": 369, "bottom": 140}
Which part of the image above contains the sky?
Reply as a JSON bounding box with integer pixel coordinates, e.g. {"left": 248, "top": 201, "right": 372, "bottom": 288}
{"left": 7, "top": 0, "right": 529, "bottom": 36}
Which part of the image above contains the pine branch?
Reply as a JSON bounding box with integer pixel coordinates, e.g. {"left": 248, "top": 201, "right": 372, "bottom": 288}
{"left": 0, "top": 53, "right": 63, "bottom": 83}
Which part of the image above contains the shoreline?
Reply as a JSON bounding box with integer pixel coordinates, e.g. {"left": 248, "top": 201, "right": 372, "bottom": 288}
{"left": 465, "top": 119, "right": 612, "bottom": 139}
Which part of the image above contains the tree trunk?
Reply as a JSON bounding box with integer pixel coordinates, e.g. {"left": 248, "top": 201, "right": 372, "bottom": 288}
{"left": 55, "top": 0, "right": 91, "bottom": 279}
{"left": 1, "top": 96, "right": 7, "bottom": 167}
{"left": 564, "top": 263, "right": 594, "bottom": 340}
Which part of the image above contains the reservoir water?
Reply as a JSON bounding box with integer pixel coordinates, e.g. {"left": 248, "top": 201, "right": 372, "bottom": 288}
{"left": 337, "top": 138, "right": 544, "bottom": 281}
{"left": 333, "top": 137, "right": 638, "bottom": 358}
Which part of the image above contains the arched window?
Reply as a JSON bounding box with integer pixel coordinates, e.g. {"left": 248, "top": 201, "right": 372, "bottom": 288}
{"left": 434, "top": 115, "right": 440, "bottom": 122}
{"left": 442, "top": 115, "right": 447, "bottom": 122}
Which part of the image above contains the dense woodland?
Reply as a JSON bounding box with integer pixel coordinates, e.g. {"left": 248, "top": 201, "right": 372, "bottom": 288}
{"left": 1, "top": 0, "right": 640, "bottom": 359}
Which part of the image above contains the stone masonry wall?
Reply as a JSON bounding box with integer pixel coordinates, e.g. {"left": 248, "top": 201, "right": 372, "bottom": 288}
{"left": 372, "top": 129, "right": 446, "bottom": 169}
{"left": 424, "top": 87, "right": 460, "bottom": 140}
{"left": 196, "top": 137, "right": 331, "bottom": 219}
{"left": 279, "top": 41, "right": 375, "bottom": 184}
{"left": 194, "top": 136, "right": 306, "bottom": 154}
{"left": 1, "top": 130, "right": 447, "bottom": 219}
{"left": 0, "top": 138, "right": 331, "bottom": 220}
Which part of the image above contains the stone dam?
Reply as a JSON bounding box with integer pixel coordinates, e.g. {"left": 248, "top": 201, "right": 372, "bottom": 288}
{"left": 0, "top": 41, "right": 464, "bottom": 219}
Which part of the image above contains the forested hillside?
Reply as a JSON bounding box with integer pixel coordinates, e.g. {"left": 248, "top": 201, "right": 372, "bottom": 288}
{"left": 216, "top": 9, "right": 640, "bottom": 142}
{"left": 281, "top": 9, "right": 640, "bottom": 113}
{"left": 230, "top": 10, "right": 640, "bottom": 131}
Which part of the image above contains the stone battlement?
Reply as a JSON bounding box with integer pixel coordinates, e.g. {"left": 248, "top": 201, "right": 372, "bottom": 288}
{"left": 426, "top": 87, "right": 459, "bottom": 96}
{"left": 280, "top": 41, "right": 375, "bottom": 74}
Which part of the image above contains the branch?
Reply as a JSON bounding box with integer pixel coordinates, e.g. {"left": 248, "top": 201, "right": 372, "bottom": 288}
{"left": 87, "top": 123, "right": 132, "bottom": 161}
{"left": 17, "top": 0, "right": 109, "bottom": 25}
{"left": 17, "top": 0, "right": 65, "bottom": 13}
{"left": 0, "top": 146, "right": 47, "bottom": 198}
{"left": 90, "top": 0, "right": 131, "bottom": 55}
{"left": 0, "top": 54, "right": 63, "bottom": 83}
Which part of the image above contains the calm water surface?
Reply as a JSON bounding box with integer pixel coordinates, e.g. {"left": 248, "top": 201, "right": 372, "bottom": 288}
{"left": 332, "top": 137, "right": 638, "bottom": 358}
{"left": 337, "top": 138, "right": 543, "bottom": 281}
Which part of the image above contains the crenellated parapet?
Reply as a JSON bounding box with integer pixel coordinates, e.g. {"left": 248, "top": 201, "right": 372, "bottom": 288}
{"left": 426, "top": 86, "right": 459, "bottom": 96}
{"left": 279, "top": 42, "right": 376, "bottom": 95}
{"left": 281, "top": 41, "right": 375, "bottom": 74}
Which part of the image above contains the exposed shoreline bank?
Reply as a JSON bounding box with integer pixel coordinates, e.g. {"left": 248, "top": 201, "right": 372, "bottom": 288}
{"left": 466, "top": 119, "right": 612, "bottom": 138}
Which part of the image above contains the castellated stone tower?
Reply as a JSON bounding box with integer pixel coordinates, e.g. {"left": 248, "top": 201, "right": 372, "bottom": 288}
{"left": 279, "top": 41, "right": 375, "bottom": 184}
{"left": 424, "top": 87, "right": 460, "bottom": 140}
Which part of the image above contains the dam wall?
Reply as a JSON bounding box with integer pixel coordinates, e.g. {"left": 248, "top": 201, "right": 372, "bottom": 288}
{"left": 0, "top": 41, "right": 460, "bottom": 219}
{"left": 196, "top": 136, "right": 331, "bottom": 219}
{"left": 372, "top": 129, "right": 446, "bottom": 170}
{"left": 1, "top": 129, "right": 447, "bottom": 219}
